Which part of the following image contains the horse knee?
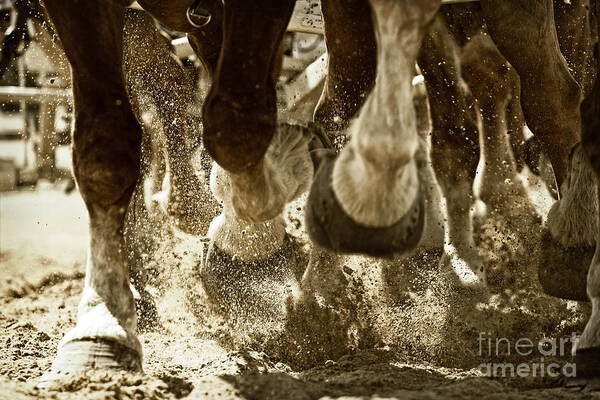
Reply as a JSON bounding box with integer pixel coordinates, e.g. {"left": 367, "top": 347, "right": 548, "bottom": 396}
{"left": 72, "top": 113, "right": 141, "bottom": 208}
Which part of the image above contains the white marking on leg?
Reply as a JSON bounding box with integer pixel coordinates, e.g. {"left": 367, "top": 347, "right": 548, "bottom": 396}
{"left": 332, "top": 0, "right": 440, "bottom": 228}
{"left": 228, "top": 124, "right": 314, "bottom": 224}
{"left": 209, "top": 163, "right": 286, "bottom": 262}
{"left": 59, "top": 206, "right": 141, "bottom": 355}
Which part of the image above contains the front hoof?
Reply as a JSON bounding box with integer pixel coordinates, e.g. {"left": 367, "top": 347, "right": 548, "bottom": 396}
{"left": 200, "top": 236, "right": 307, "bottom": 315}
{"left": 305, "top": 155, "right": 424, "bottom": 257}
{"left": 46, "top": 339, "right": 142, "bottom": 378}
{"left": 537, "top": 228, "right": 592, "bottom": 301}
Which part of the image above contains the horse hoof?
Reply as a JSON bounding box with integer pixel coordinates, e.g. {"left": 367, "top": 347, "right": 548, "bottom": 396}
{"left": 305, "top": 154, "right": 424, "bottom": 257}
{"left": 46, "top": 339, "right": 142, "bottom": 377}
{"left": 537, "top": 228, "right": 592, "bottom": 301}
{"left": 200, "top": 236, "right": 307, "bottom": 315}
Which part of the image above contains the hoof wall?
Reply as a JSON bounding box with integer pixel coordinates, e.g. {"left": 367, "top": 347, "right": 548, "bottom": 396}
{"left": 48, "top": 339, "right": 142, "bottom": 377}
{"left": 538, "top": 228, "right": 592, "bottom": 301}
{"left": 305, "top": 154, "right": 424, "bottom": 257}
{"left": 200, "top": 236, "right": 306, "bottom": 314}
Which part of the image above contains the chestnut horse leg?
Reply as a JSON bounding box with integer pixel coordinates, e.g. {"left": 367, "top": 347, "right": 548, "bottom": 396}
{"left": 461, "top": 33, "right": 521, "bottom": 212}
{"left": 481, "top": 0, "right": 581, "bottom": 187}
{"left": 42, "top": 0, "right": 142, "bottom": 375}
{"left": 124, "top": 9, "right": 217, "bottom": 236}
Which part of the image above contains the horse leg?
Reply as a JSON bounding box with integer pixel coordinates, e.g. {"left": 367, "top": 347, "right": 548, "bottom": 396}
{"left": 481, "top": 0, "right": 581, "bottom": 187}
{"left": 554, "top": 0, "right": 596, "bottom": 98}
{"left": 42, "top": 1, "right": 142, "bottom": 374}
{"left": 575, "top": 20, "right": 600, "bottom": 382}
{"left": 202, "top": 0, "right": 293, "bottom": 173}
{"left": 201, "top": 122, "right": 315, "bottom": 312}
{"left": 482, "top": 0, "right": 599, "bottom": 300}
{"left": 461, "top": 33, "right": 521, "bottom": 211}
{"left": 195, "top": 0, "right": 316, "bottom": 226}
{"left": 575, "top": 212, "right": 600, "bottom": 385}
{"left": 305, "top": 0, "right": 441, "bottom": 257}
{"left": 124, "top": 9, "right": 217, "bottom": 236}
{"left": 312, "top": 0, "right": 377, "bottom": 135}
{"left": 417, "top": 15, "right": 484, "bottom": 285}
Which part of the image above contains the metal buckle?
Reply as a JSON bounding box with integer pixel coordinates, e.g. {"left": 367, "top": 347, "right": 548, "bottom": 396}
{"left": 186, "top": 0, "right": 211, "bottom": 28}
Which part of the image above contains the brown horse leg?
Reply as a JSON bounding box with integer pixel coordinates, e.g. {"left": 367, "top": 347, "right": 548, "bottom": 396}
{"left": 196, "top": 0, "right": 317, "bottom": 226}
{"left": 42, "top": 1, "right": 142, "bottom": 375}
{"left": 202, "top": 0, "right": 295, "bottom": 173}
{"left": 481, "top": 0, "right": 580, "bottom": 188}
{"left": 313, "top": 0, "right": 377, "bottom": 135}
{"left": 576, "top": 79, "right": 600, "bottom": 388}
{"left": 575, "top": 80, "right": 600, "bottom": 379}
{"left": 417, "top": 15, "right": 484, "bottom": 285}
{"left": 554, "top": 0, "right": 596, "bottom": 97}
{"left": 505, "top": 79, "right": 529, "bottom": 172}
{"left": 575, "top": 234, "right": 600, "bottom": 386}
{"left": 574, "top": 1, "right": 600, "bottom": 383}
{"left": 461, "top": 34, "right": 521, "bottom": 211}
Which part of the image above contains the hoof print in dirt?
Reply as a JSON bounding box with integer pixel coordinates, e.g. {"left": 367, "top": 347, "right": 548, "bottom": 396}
{"left": 200, "top": 236, "right": 306, "bottom": 316}
{"left": 537, "top": 228, "right": 592, "bottom": 301}
{"left": 305, "top": 154, "right": 424, "bottom": 257}
{"left": 47, "top": 339, "right": 142, "bottom": 377}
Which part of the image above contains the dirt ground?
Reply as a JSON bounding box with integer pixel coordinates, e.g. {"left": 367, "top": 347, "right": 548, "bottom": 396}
{"left": 1, "top": 175, "right": 600, "bottom": 400}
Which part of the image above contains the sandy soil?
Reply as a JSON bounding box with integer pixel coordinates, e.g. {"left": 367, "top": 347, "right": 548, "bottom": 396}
{"left": 1, "top": 178, "right": 599, "bottom": 399}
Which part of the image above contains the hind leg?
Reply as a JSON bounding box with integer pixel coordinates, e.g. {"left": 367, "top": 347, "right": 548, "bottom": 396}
{"left": 418, "top": 16, "right": 484, "bottom": 286}
{"left": 124, "top": 10, "right": 218, "bottom": 236}
{"left": 42, "top": 1, "right": 142, "bottom": 375}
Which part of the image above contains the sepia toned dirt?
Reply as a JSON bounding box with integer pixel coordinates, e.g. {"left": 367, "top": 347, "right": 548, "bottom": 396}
{"left": 1, "top": 180, "right": 599, "bottom": 399}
